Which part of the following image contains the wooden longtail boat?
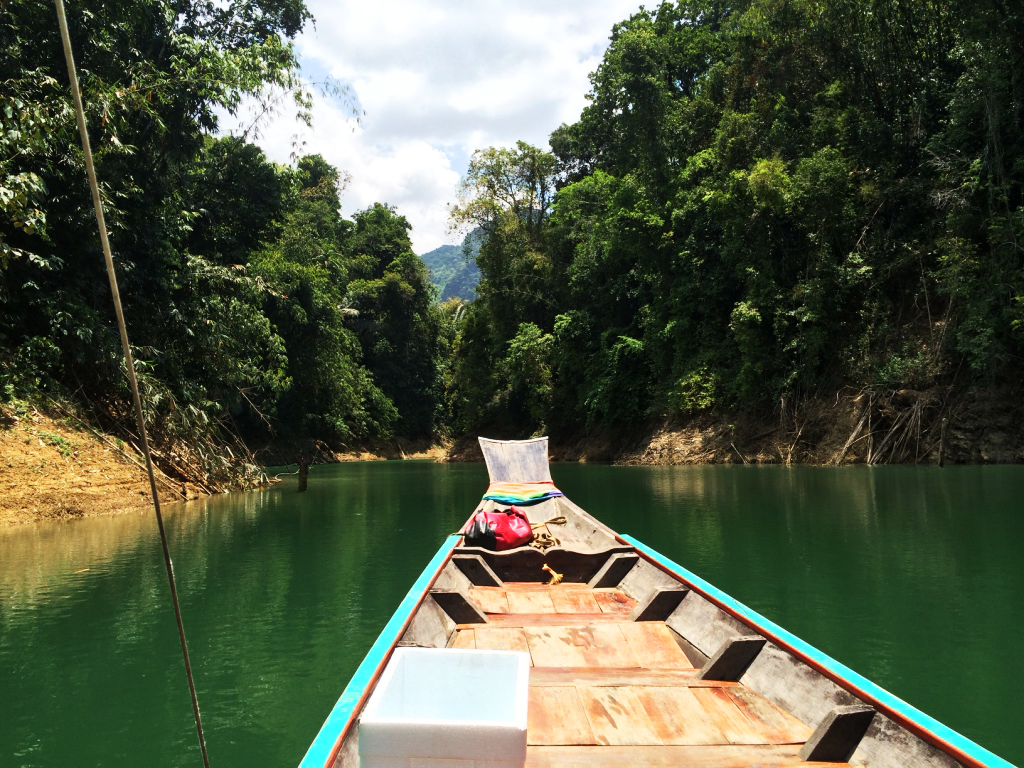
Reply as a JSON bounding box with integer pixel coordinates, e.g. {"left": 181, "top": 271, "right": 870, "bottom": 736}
{"left": 299, "top": 437, "right": 1013, "bottom": 768}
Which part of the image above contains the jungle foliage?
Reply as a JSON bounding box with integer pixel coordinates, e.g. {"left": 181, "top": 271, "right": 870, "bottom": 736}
{"left": 1, "top": 0, "right": 442, "bottom": 486}
{"left": 446, "top": 0, "right": 1024, "bottom": 441}
{"left": 4, "top": 0, "right": 1024, "bottom": 475}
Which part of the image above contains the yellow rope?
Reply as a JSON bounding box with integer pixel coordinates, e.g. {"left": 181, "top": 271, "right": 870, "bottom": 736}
{"left": 529, "top": 516, "right": 567, "bottom": 552}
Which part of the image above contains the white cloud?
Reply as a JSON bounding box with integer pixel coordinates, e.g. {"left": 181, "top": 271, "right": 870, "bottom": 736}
{"left": 250, "top": 0, "right": 644, "bottom": 254}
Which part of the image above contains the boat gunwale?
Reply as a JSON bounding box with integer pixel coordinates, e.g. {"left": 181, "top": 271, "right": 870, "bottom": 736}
{"left": 622, "top": 534, "right": 1014, "bottom": 768}
{"left": 298, "top": 533, "right": 462, "bottom": 768}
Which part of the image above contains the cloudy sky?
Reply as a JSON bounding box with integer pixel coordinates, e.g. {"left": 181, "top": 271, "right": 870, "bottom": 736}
{"left": 241, "top": 0, "right": 644, "bottom": 255}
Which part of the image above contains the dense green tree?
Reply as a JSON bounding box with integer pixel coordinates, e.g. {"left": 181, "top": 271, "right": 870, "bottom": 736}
{"left": 447, "top": 0, "right": 1024, "bottom": 446}
{"left": 345, "top": 203, "right": 443, "bottom": 437}
{"left": 447, "top": 142, "right": 560, "bottom": 433}
{"left": 251, "top": 157, "right": 397, "bottom": 443}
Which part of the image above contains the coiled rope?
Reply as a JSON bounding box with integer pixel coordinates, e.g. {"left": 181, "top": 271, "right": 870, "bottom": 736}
{"left": 53, "top": 3, "right": 211, "bottom": 765}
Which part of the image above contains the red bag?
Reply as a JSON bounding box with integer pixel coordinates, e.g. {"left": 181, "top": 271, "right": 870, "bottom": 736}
{"left": 462, "top": 506, "right": 534, "bottom": 551}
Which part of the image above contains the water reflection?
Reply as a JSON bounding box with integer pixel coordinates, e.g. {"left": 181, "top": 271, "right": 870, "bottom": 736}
{"left": 1, "top": 462, "right": 1021, "bottom": 766}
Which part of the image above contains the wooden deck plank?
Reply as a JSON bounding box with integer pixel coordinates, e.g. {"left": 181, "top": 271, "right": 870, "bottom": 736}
{"left": 449, "top": 628, "right": 476, "bottom": 649}
{"left": 577, "top": 686, "right": 663, "bottom": 746}
{"left": 523, "top": 625, "right": 640, "bottom": 668}
{"left": 524, "top": 744, "right": 846, "bottom": 767}
{"left": 507, "top": 590, "right": 557, "bottom": 614}
{"left": 505, "top": 582, "right": 592, "bottom": 591}
{"left": 619, "top": 622, "right": 694, "bottom": 670}
{"left": 550, "top": 589, "right": 601, "bottom": 614}
{"left": 470, "top": 612, "right": 624, "bottom": 628}
{"left": 633, "top": 686, "right": 729, "bottom": 745}
{"left": 726, "top": 687, "right": 813, "bottom": 745}
{"left": 579, "top": 624, "right": 640, "bottom": 668}
{"left": 471, "top": 586, "right": 509, "bottom": 614}
{"left": 691, "top": 687, "right": 769, "bottom": 745}
{"left": 474, "top": 626, "right": 531, "bottom": 655}
{"left": 528, "top": 667, "right": 739, "bottom": 688}
{"left": 524, "top": 627, "right": 589, "bottom": 667}
{"left": 593, "top": 591, "right": 635, "bottom": 615}
{"left": 527, "top": 687, "right": 597, "bottom": 745}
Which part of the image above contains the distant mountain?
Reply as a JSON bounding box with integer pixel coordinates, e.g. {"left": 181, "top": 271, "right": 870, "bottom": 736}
{"left": 420, "top": 230, "right": 482, "bottom": 302}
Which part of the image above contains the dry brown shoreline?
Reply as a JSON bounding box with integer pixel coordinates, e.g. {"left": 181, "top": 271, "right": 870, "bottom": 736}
{"left": 0, "top": 407, "right": 446, "bottom": 528}
{"left": 4, "top": 383, "right": 1022, "bottom": 528}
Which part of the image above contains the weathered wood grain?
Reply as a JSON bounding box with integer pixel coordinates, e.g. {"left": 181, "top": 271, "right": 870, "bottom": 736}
{"left": 852, "top": 712, "right": 964, "bottom": 768}
{"left": 471, "top": 586, "right": 509, "bottom": 614}
{"left": 587, "top": 552, "right": 640, "bottom": 588}
{"left": 524, "top": 625, "right": 640, "bottom": 668}
{"left": 550, "top": 589, "right": 601, "bottom": 614}
{"left": 474, "top": 626, "right": 531, "bottom": 655}
{"left": 523, "top": 744, "right": 847, "bottom": 767}
{"left": 727, "top": 687, "right": 812, "bottom": 745}
{"left": 577, "top": 686, "right": 663, "bottom": 746}
{"left": 474, "top": 612, "right": 624, "bottom": 627}
{"left": 619, "top": 622, "right": 694, "bottom": 670}
{"left": 527, "top": 687, "right": 596, "bottom": 746}
{"left": 666, "top": 591, "right": 750, "bottom": 659}
{"left": 633, "top": 686, "right": 729, "bottom": 745}
{"left": 505, "top": 582, "right": 591, "bottom": 591}
{"left": 506, "top": 590, "right": 556, "bottom": 614}
{"left": 528, "top": 667, "right": 734, "bottom": 688}
{"left": 593, "top": 590, "right": 635, "bottom": 614}
{"left": 524, "top": 627, "right": 590, "bottom": 667}
{"left": 739, "top": 641, "right": 860, "bottom": 728}
{"left": 579, "top": 625, "right": 640, "bottom": 668}
{"left": 799, "top": 704, "right": 875, "bottom": 761}
{"left": 691, "top": 686, "right": 768, "bottom": 745}
{"left": 629, "top": 586, "right": 689, "bottom": 622}
{"left": 449, "top": 628, "right": 476, "bottom": 649}
{"left": 700, "top": 635, "right": 766, "bottom": 682}
{"left": 577, "top": 684, "right": 655, "bottom": 745}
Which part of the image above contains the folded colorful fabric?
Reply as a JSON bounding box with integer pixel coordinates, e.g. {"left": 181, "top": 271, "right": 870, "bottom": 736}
{"left": 482, "top": 481, "right": 564, "bottom": 505}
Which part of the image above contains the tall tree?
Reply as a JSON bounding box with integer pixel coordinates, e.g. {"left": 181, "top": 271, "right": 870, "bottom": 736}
{"left": 346, "top": 203, "right": 443, "bottom": 437}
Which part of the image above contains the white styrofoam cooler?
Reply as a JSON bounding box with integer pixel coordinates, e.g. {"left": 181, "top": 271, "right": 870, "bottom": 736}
{"left": 358, "top": 647, "right": 531, "bottom": 768}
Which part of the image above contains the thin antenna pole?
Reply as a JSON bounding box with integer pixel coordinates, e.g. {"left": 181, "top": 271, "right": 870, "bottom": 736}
{"left": 53, "top": 3, "right": 212, "bottom": 766}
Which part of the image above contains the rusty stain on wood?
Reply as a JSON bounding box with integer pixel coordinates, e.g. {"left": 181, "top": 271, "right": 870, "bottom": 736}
{"left": 593, "top": 590, "right": 635, "bottom": 614}
{"left": 619, "top": 622, "right": 694, "bottom": 669}
{"left": 634, "top": 686, "right": 728, "bottom": 745}
{"left": 528, "top": 667, "right": 738, "bottom": 688}
{"left": 469, "top": 612, "right": 626, "bottom": 628}
{"left": 528, "top": 686, "right": 596, "bottom": 745}
{"left": 453, "top": 582, "right": 820, "bottom": 763}
{"left": 550, "top": 589, "right": 601, "bottom": 614}
{"left": 577, "top": 686, "right": 663, "bottom": 746}
{"left": 727, "top": 687, "right": 813, "bottom": 744}
{"left": 691, "top": 686, "right": 767, "bottom": 744}
{"left": 523, "top": 743, "right": 848, "bottom": 767}
{"left": 449, "top": 628, "right": 476, "bottom": 649}
{"left": 507, "top": 590, "right": 557, "bottom": 614}
{"left": 475, "top": 626, "right": 531, "bottom": 655}
{"left": 470, "top": 586, "right": 510, "bottom": 614}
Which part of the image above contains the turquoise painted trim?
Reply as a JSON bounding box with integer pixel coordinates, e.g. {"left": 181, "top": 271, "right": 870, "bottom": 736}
{"left": 298, "top": 534, "right": 462, "bottom": 768}
{"left": 622, "top": 535, "right": 1015, "bottom": 768}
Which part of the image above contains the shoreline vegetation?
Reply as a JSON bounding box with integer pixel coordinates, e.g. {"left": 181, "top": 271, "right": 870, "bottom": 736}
{"left": 4, "top": 384, "right": 1020, "bottom": 528}
{"left": 4, "top": 1, "right": 1024, "bottom": 530}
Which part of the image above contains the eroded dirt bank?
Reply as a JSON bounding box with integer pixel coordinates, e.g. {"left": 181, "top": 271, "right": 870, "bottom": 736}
{"left": 450, "top": 386, "right": 1024, "bottom": 466}
{"left": 615, "top": 386, "right": 1024, "bottom": 466}
{"left": 0, "top": 407, "right": 186, "bottom": 528}
{"left": 0, "top": 405, "right": 445, "bottom": 528}
{"left": 4, "top": 384, "right": 1020, "bottom": 527}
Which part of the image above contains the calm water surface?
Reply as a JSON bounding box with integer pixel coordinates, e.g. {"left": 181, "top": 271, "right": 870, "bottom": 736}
{"left": 0, "top": 463, "right": 1021, "bottom": 767}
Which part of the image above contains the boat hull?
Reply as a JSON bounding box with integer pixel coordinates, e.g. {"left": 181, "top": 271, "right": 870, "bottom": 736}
{"left": 299, "top": 439, "right": 1013, "bottom": 768}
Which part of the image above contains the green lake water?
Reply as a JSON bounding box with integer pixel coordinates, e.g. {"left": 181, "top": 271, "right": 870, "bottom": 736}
{"left": 0, "top": 462, "right": 1021, "bottom": 767}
